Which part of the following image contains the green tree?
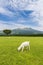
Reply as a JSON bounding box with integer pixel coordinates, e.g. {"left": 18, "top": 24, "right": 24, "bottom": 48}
{"left": 3, "top": 29, "right": 11, "bottom": 35}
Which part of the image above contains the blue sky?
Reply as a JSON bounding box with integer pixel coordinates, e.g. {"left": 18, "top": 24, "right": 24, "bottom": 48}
{"left": 0, "top": 0, "right": 43, "bottom": 31}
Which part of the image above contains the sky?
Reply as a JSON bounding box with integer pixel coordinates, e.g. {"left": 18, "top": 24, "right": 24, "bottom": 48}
{"left": 0, "top": 0, "right": 43, "bottom": 31}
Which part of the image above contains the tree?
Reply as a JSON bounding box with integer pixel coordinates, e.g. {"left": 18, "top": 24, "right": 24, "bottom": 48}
{"left": 3, "top": 29, "right": 11, "bottom": 35}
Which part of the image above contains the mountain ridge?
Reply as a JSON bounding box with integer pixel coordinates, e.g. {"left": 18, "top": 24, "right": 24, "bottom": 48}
{"left": 11, "top": 28, "right": 43, "bottom": 35}
{"left": 0, "top": 28, "right": 43, "bottom": 35}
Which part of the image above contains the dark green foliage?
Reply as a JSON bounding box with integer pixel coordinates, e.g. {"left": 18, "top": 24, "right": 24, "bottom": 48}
{"left": 3, "top": 29, "right": 11, "bottom": 35}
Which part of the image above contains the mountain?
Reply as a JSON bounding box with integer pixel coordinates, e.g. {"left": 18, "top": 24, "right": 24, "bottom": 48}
{"left": 11, "top": 28, "right": 43, "bottom": 35}
{"left": 0, "top": 30, "right": 5, "bottom": 35}
{"left": 0, "top": 28, "right": 43, "bottom": 36}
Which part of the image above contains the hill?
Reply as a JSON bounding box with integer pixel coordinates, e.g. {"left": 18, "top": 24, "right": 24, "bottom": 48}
{"left": 0, "top": 28, "right": 43, "bottom": 36}
{"left": 11, "top": 28, "right": 43, "bottom": 35}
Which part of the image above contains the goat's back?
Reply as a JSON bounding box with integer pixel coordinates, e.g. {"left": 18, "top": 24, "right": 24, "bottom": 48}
{"left": 21, "top": 41, "right": 30, "bottom": 47}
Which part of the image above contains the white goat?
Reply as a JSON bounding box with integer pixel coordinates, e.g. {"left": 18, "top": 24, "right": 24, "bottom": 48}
{"left": 18, "top": 41, "right": 30, "bottom": 51}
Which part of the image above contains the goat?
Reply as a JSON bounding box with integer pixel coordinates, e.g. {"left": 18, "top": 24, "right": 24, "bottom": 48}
{"left": 18, "top": 41, "right": 30, "bottom": 52}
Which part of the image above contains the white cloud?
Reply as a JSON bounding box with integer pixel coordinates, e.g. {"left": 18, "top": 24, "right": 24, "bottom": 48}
{"left": 28, "top": 0, "right": 43, "bottom": 31}
{"left": 0, "top": 20, "right": 43, "bottom": 31}
{"left": 32, "top": 26, "right": 43, "bottom": 31}
{"left": 0, "top": 0, "right": 9, "bottom": 7}
{"left": 36, "top": 0, "right": 43, "bottom": 31}
{"left": 9, "top": 0, "right": 37, "bottom": 10}
{"left": 0, "top": 0, "right": 37, "bottom": 10}
{"left": 0, "top": 20, "right": 42, "bottom": 31}
{"left": 0, "top": 7, "right": 14, "bottom": 17}
{"left": 0, "top": 20, "right": 30, "bottom": 30}
{"left": 0, "top": 0, "right": 43, "bottom": 31}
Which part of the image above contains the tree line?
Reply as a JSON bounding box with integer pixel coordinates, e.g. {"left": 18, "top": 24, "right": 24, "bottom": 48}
{"left": 1, "top": 29, "right": 43, "bottom": 36}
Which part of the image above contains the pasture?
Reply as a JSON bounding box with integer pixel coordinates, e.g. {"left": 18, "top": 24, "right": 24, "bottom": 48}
{"left": 0, "top": 36, "right": 43, "bottom": 65}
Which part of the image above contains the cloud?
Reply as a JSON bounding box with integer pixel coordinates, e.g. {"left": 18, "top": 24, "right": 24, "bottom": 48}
{"left": 35, "top": 0, "right": 43, "bottom": 30}
{"left": 0, "top": 0, "right": 9, "bottom": 7}
{"left": 0, "top": 7, "right": 14, "bottom": 17}
{"left": 0, "top": 0, "right": 39, "bottom": 16}
{"left": 8, "top": 0, "right": 38, "bottom": 10}
{"left": 0, "top": 0, "right": 43, "bottom": 31}
{"left": 0, "top": 20, "right": 30, "bottom": 30}
{"left": 0, "top": 19, "right": 43, "bottom": 31}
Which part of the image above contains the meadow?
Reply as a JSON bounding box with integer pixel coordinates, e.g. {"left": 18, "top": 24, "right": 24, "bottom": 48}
{"left": 0, "top": 36, "right": 43, "bottom": 65}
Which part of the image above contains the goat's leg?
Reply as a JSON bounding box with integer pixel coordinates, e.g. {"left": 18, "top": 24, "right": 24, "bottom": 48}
{"left": 22, "top": 46, "right": 24, "bottom": 52}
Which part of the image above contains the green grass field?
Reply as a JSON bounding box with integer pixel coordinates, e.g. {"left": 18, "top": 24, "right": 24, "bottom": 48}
{"left": 0, "top": 36, "right": 43, "bottom": 65}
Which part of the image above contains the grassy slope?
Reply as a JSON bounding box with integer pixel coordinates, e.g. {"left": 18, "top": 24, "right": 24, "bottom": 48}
{"left": 0, "top": 36, "right": 43, "bottom": 65}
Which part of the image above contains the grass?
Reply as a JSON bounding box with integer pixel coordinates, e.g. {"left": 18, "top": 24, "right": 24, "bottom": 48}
{"left": 0, "top": 36, "right": 43, "bottom": 65}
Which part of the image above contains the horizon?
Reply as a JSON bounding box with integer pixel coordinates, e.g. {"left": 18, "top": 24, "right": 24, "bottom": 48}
{"left": 0, "top": 0, "right": 43, "bottom": 31}
{"left": 0, "top": 27, "right": 43, "bottom": 32}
